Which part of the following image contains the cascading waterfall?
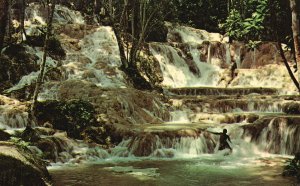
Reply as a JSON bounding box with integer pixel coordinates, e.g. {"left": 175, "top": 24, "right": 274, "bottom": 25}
{"left": 62, "top": 26, "right": 127, "bottom": 88}
{"left": 150, "top": 24, "right": 224, "bottom": 88}
{"left": 150, "top": 43, "right": 220, "bottom": 87}
{"left": 150, "top": 44, "right": 200, "bottom": 87}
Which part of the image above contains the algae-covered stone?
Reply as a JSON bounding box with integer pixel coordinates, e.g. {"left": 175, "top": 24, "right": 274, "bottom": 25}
{"left": 0, "top": 142, "right": 51, "bottom": 186}
{"left": 20, "top": 126, "right": 41, "bottom": 143}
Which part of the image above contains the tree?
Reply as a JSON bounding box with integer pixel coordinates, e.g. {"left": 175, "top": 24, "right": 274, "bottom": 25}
{"left": 289, "top": 0, "right": 300, "bottom": 85}
{"left": 0, "top": 0, "right": 9, "bottom": 50}
{"left": 102, "top": 0, "right": 169, "bottom": 89}
{"left": 222, "top": 0, "right": 269, "bottom": 41}
{"left": 31, "top": 0, "right": 56, "bottom": 113}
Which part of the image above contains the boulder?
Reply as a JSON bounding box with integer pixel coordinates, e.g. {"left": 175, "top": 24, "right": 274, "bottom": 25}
{"left": 283, "top": 102, "right": 300, "bottom": 114}
{"left": 34, "top": 99, "right": 99, "bottom": 139}
{"left": 0, "top": 130, "right": 11, "bottom": 141}
{"left": 0, "top": 142, "right": 51, "bottom": 186}
{"left": 20, "top": 126, "right": 41, "bottom": 143}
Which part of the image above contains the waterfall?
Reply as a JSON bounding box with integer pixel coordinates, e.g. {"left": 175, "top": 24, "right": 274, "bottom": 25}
{"left": 226, "top": 43, "right": 231, "bottom": 65}
{"left": 246, "top": 118, "right": 300, "bottom": 155}
{"left": 235, "top": 46, "right": 241, "bottom": 68}
{"left": 168, "top": 110, "right": 190, "bottom": 123}
{"left": 0, "top": 96, "right": 36, "bottom": 129}
{"left": 150, "top": 43, "right": 220, "bottom": 87}
{"left": 207, "top": 43, "right": 212, "bottom": 64}
{"left": 61, "top": 26, "right": 127, "bottom": 88}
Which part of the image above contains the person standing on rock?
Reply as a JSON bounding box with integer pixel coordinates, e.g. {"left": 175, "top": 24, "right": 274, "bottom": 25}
{"left": 208, "top": 128, "right": 232, "bottom": 152}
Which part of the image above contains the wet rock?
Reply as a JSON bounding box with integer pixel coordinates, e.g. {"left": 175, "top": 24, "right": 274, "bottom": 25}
{"left": 146, "top": 23, "right": 168, "bottom": 42}
{"left": 35, "top": 127, "right": 56, "bottom": 136}
{"left": 241, "top": 117, "right": 273, "bottom": 142}
{"left": 283, "top": 102, "right": 300, "bottom": 114}
{"left": 0, "top": 130, "right": 11, "bottom": 141}
{"left": 35, "top": 137, "right": 69, "bottom": 162}
{"left": 81, "top": 126, "right": 108, "bottom": 145}
{"left": 0, "top": 142, "right": 51, "bottom": 186}
{"left": 35, "top": 138, "right": 58, "bottom": 161}
{"left": 246, "top": 114, "right": 259, "bottom": 123}
{"left": 20, "top": 126, "right": 41, "bottom": 143}
{"left": 128, "top": 133, "right": 158, "bottom": 156}
{"left": 0, "top": 44, "right": 38, "bottom": 92}
{"left": 240, "top": 42, "right": 284, "bottom": 69}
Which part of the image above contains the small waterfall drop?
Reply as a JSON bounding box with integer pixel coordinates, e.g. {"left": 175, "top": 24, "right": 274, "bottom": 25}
{"left": 207, "top": 43, "right": 212, "bottom": 64}
{"left": 235, "top": 46, "right": 241, "bottom": 68}
{"left": 225, "top": 43, "right": 231, "bottom": 65}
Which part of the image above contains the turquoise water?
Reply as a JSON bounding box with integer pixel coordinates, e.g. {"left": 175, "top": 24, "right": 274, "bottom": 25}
{"left": 49, "top": 155, "right": 294, "bottom": 186}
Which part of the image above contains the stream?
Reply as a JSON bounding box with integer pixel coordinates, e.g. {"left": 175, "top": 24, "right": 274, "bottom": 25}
{"left": 49, "top": 155, "right": 293, "bottom": 186}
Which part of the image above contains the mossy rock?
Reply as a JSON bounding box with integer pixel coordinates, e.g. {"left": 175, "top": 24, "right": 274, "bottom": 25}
{"left": 35, "top": 138, "right": 58, "bottom": 162}
{"left": 0, "top": 44, "right": 38, "bottom": 92}
{"left": 0, "top": 143, "right": 51, "bottom": 186}
{"left": 247, "top": 114, "right": 260, "bottom": 123}
{"left": 34, "top": 99, "right": 99, "bottom": 139}
{"left": 25, "top": 33, "right": 66, "bottom": 60}
{"left": 81, "top": 126, "right": 107, "bottom": 145}
{"left": 20, "top": 126, "right": 41, "bottom": 143}
{"left": 0, "top": 130, "right": 11, "bottom": 141}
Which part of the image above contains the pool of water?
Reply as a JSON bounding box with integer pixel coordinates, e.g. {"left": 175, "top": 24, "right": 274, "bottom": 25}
{"left": 49, "top": 154, "right": 294, "bottom": 186}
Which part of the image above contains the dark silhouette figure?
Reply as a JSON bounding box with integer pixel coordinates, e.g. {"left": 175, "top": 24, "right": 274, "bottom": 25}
{"left": 209, "top": 129, "right": 232, "bottom": 152}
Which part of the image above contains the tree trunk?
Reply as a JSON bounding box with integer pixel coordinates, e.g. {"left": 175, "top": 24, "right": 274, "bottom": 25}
{"left": 0, "top": 0, "right": 8, "bottom": 50}
{"left": 289, "top": 0, "right": 300, "bottom": 89}
{"left": 112, "top": 25, "right": 128, "bottom": 69}
{"left": 20, "top": 0, "right": 26, "bottom": 41}
{"left": 31, "top": 1, "right": 56, "bottom": 113}
{"left": 278, "top": 42, "right": 300, "bottom": 92}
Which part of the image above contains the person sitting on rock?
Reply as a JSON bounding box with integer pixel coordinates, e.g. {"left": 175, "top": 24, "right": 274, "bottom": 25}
{"left": 209, "top": 128, "right": 232, "bottom": 152}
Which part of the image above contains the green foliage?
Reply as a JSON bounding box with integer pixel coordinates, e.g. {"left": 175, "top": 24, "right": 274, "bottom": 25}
{"left": 283, "top": 153, "right": 300, "bottom": 182}
{"left": 246, "top": 40, "right": 262, "bottom": 50}
{"left": 166, "top": 0, "right": 227, "bottom": 32}
{"left": 221, "top": 9, "right": 244, "bottom": 39}
{"left": 9, "top": 137, "right": 30, "bottom": 150}
{"left": 222, "top": 0, "right": 269, "bottom": 41}
{"left": 34, "top": 100, "right": 98, "bottom": 139}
